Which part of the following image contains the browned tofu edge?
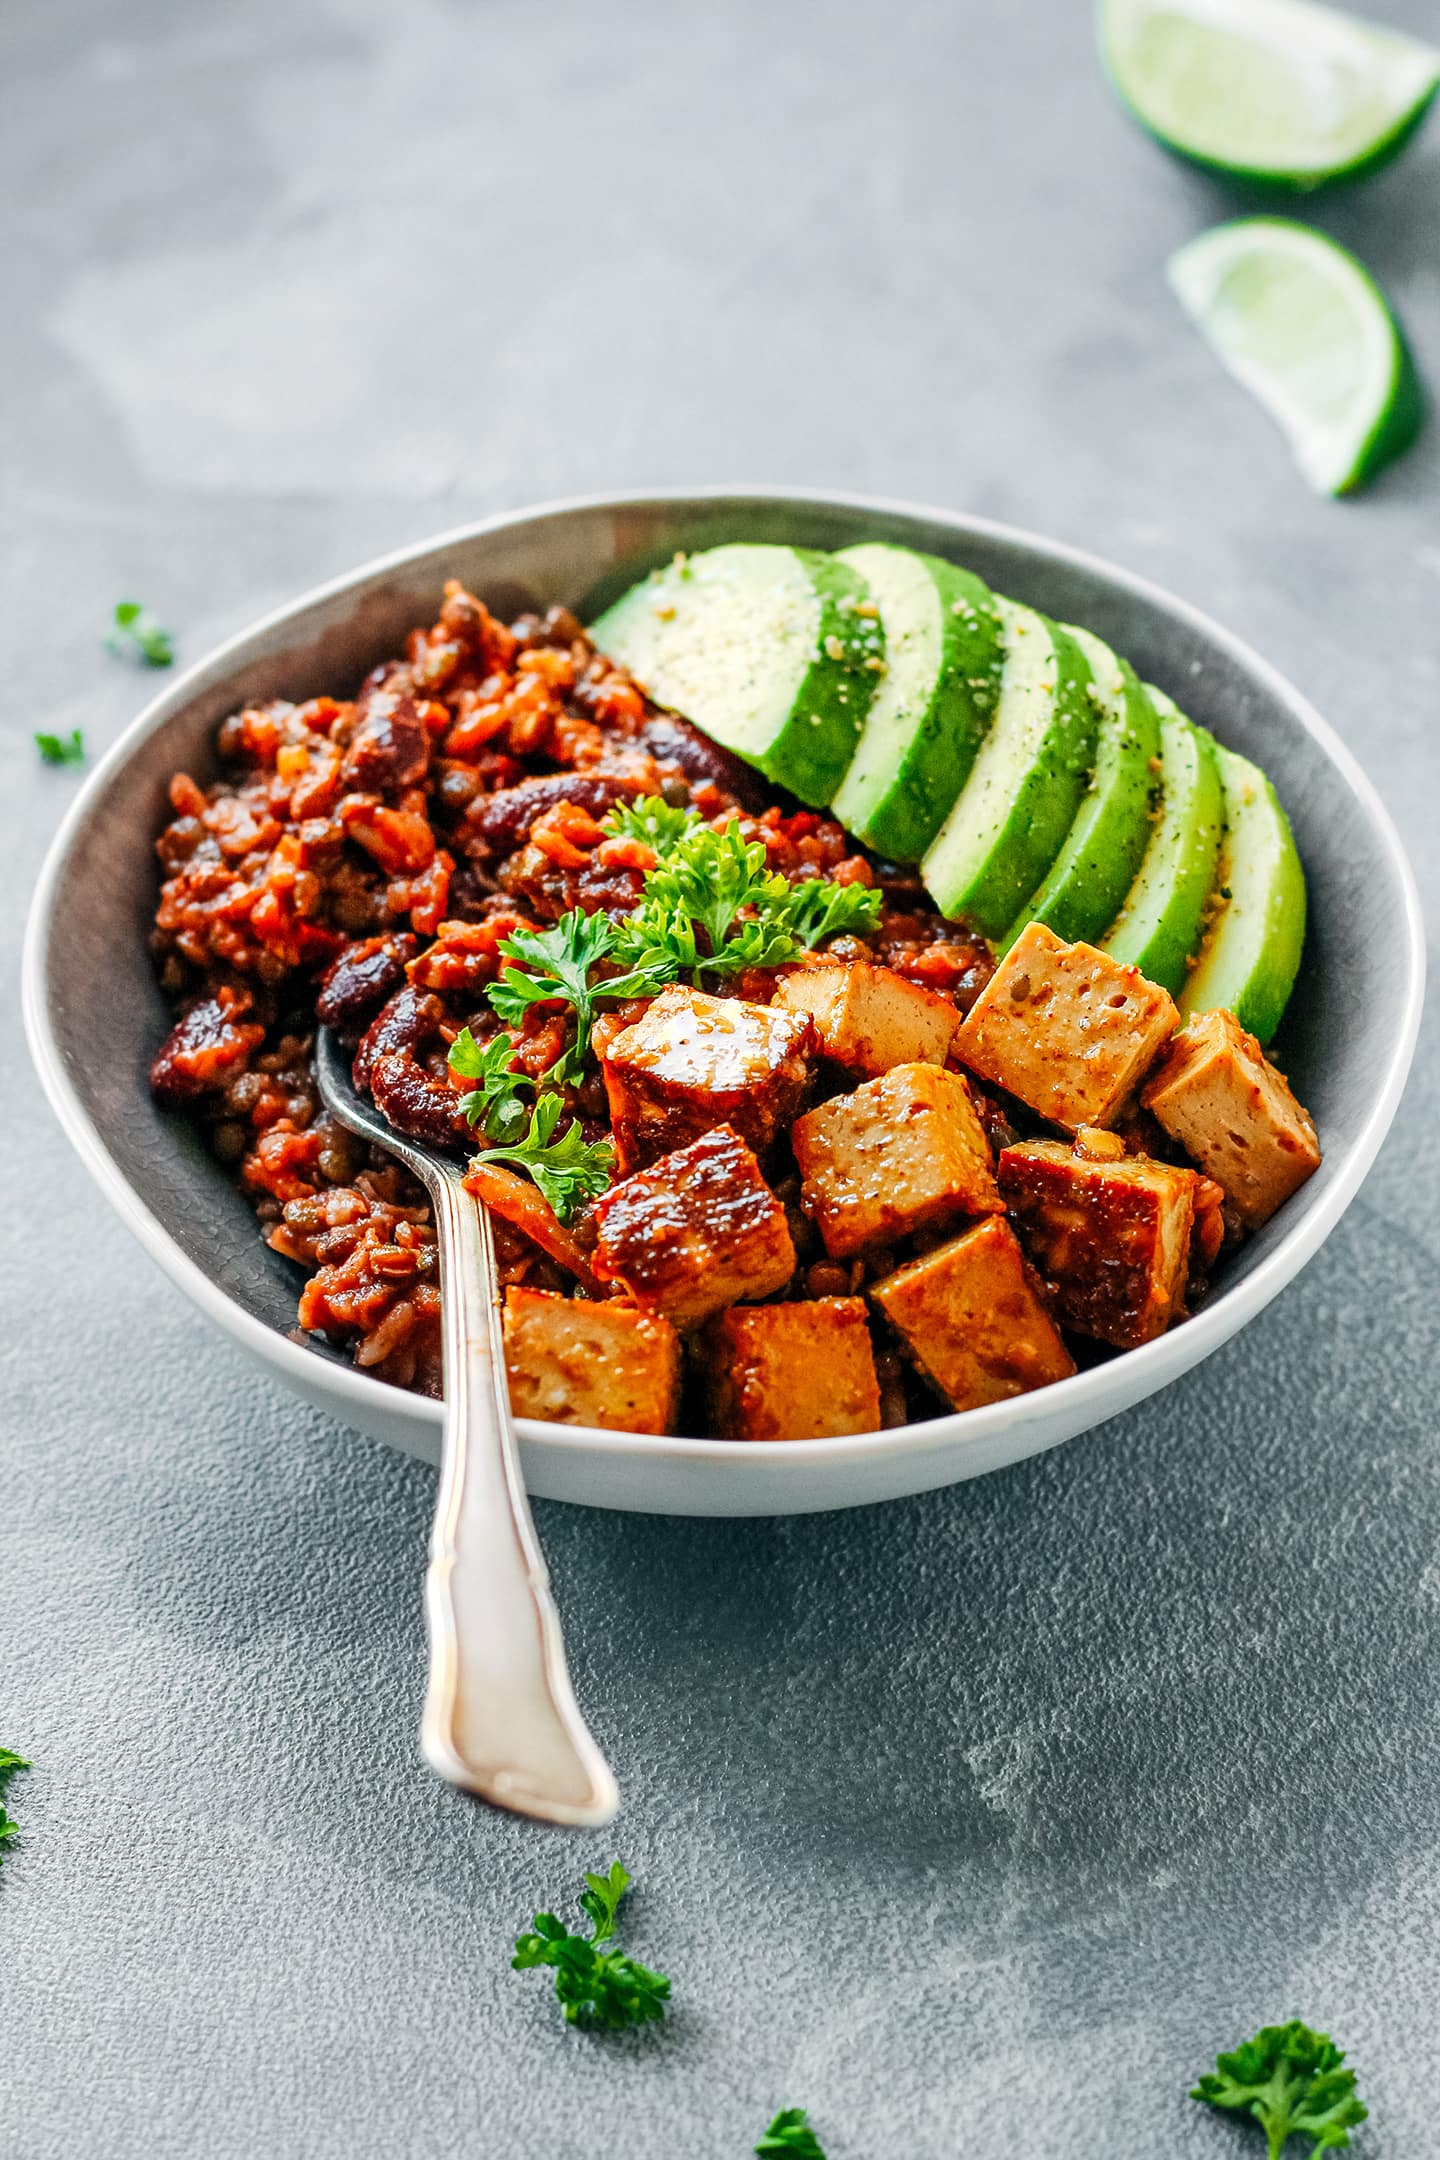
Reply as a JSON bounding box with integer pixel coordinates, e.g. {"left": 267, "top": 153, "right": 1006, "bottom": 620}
{"left": 1142, "top": 1008, "right": 1321, "bottom": 1227}
{"left": 997, "top": 1139, "right": 1196, "bottom": 1348}
{"left": 871, "top": 1216, "right": 1075, "bottom": 1411}
{"left": 502, "top": 1286, "right": 681, "bottom": 1433}
{"left": 791, "top": 1062, "right": 1001, "bottom": 1257}
{"left": 954, "top": 921, "right": 1179, "bottom": 1129}
{"left": 590, "top": 1125, "right": 797, "bottom": 1325}
{"left": 702, "top": 1297, "right": 881, "bottom": 1441}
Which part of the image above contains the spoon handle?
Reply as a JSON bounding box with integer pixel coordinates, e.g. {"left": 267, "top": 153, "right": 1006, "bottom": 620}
{"left": 419, "top": 1165, "right": 618, "bottom": 1826}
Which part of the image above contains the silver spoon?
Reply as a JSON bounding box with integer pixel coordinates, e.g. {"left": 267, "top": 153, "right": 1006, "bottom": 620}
{"left": 314, "top": 1026, "right": 618, "bottom": 1827}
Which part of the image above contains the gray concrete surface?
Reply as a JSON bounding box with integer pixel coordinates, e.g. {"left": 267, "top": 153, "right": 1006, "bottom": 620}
{"left": 4, "top": 1, "right": 1438, "bottom": 2154}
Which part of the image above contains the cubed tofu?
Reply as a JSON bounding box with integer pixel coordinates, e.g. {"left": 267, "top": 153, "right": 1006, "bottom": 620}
{"left": 871, "top": 1217, "right": 1075, "bottom": 1412}
{"left": 1142, "top": 1007, "right": 1321, "bottom": 1228}
{"left": 502, "top": 1287, "right": 681, "bottom": 1434}
{"left": 601, "top": 984, "right": 814, "bottom": 1173}
{"left": 998, "top": 1139, "right": 1198, "bottom": 1349}
{"left": 771, "top": 957, "right": 958, "bottom": 1076}
{"left": 791, "top": 1062, "right": 1001, "bottom": 1259}
{"left": 955, "top": 922, "right": 1178, "bottom": 1130}
{"left": 703, "top": 1298, "right": 881, "bottom": 1440}
{"left": 590, "top": 1124, "right": 795, "bottom": 1328}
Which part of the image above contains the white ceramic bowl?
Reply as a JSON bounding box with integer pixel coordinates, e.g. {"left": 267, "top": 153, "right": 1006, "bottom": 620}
{"left": 24, "top": 490, "right": 1424, "bottom": 1515}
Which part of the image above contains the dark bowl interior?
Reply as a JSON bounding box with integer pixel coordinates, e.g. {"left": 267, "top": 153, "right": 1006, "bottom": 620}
{"left": 31, "top": 493, "right": 1416, "bottom": 1386}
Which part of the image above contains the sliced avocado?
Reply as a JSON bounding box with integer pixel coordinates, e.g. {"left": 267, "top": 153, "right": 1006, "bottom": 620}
{"left": 921, "top": 600, "right": 1097, "bottom": 939}
{"left": 1181, "top": 744, "right": 1306, "bottom": 1044}
{"left": 1101, "top": 688, "right": 1224, "bottom": 996}
{"left": 830, "top": 543, "right": 1002, "bottom": 862}
{"left": 588, "top": 543, "right": 882, "bottom": 807}
{"left": 1002, "top": 625, "right": 1161, "bottom": 950}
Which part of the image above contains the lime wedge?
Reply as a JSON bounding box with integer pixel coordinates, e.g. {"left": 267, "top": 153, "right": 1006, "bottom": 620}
{"left": 1168, "top": 219, "right": 1424, "bottom": 493}
{"left": 1101, "top": 0, "right": 1440, "bottom": 189}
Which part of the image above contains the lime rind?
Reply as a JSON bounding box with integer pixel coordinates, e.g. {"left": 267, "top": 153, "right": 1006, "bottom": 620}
{"left": 1101, "top": 0, "right": 1440, "bottom": 191}
{"left": 1169, "top": 217, "right": 1425, "bottom": 494}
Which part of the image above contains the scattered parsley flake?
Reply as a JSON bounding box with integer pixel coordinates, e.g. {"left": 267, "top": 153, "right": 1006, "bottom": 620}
{"left": 107, "top": 600, "right": 174, "bottom": 667}
{"left": 0, "top": 1748, "right": 31, "bottom": 1871}
{"left": 756, "top": 2107, "right": 827, "bottom": 2157}
{"left": 1191, "top": 2020, "right": 1368, "bottom": 2157}
{"left": 473, "top": 1092, "right": 614, "bottom": 1222}
{"left": 512, "top": 1862, "right": 670, "bottom": 2031}
{"left": 35, "top": 729, "right": 86, "bottom": 767}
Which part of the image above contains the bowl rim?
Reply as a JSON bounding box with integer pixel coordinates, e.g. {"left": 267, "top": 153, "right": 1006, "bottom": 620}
{"left": 23, "top": 484, "right": 1426, "bottom": 1479}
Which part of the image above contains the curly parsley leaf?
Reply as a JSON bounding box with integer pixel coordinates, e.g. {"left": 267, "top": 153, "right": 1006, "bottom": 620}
{"left": 35, "top": 729, "right": 86, "bottom": 767}
{"left": 577, "top": 1861, "right": 630, "bottom": 1942}
{"left": 650, "top": 820, "right": 791, "bottom": 957}
{"left": 600, "top": 794, "right": 700, "bottom": 856}
{"left": 107, "top": 600, "right": 174, "bottom": 667}
{"left": 513, "top": 1861, "right": 670, "bottom": 2031}
{"left": 488, "top": 911, "right": 667, "bottom": 1083}
{"left": 483, "top": 817, "right": 880, "bottom": 1070}
{"left": 1191, "top": 2021, "right": 1368, "bottom": 2157}
{"left": 490, "top": 911, "right": 617, "bottom": 1028}
{"left": 756, "top": 2107, "right": 827, "bottom": 2157}
{"left": 611, "top": 816, "right": 881, "bottom": 984}
{"left": 473, "top": 1091, "right": 613, "bottom": 1222}
{"left": 0, "top": 1749, "right": 30, "bottom": 1871}
{"left": 446, "top": 1026, "right": 536, "bottom": 1143}
{"left": 771, "top": 873, "right": 882, "bottom": 946}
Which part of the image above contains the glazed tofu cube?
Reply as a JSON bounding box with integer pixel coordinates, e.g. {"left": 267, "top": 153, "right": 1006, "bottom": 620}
{"left": 771, "top": 957, "right": 958, "bottom": 1077}
{"left": 703, "top": 1298, "right": 881, "bottom": 1440}
{"left": 590, "top": 1124, "right": 795, "bottom": 1328}
{"left": 955, "top": 922, "right": 1178, "bottom": 1130}
{"left": 791, "top": 1063, "right": 1000, "bottom": 1259}
{"left": 871, "top": 1217, "right": 1075, "bottom": 1412}
{"left": 998, "top": 1139, "right": 1198, "bottom": 1349}
{"left": 1142, "top": 1007, "right": 1321, "bottom": 1228}
{"left": 601, "top": 984, "right": 814, "bottom": 1173}
{"left": 502, "top": 1287, "right": 681, "bottom": 1435}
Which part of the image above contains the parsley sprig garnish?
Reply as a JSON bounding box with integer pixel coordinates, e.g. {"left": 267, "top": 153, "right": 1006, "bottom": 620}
{"left": 472, "top": 1093, "right": 614, "bottom": 1220}
{"left": 0, "top": 1748, "right": 31, "bottom": 1871}
{"left": 489, "top": 912, "right": 668, "bottom": 1085}
{"left": 107, "top": 600, "right": 174, "bottom": 667}
{"left": 513, "top": 1862, "right": 670, "bottom": 2031}
{"left": 451, "top": 803, "right": 878, "bottom": 1214}
{"left": 756, "top": 2107, "right": 827, "bottom": 2156}
{"left": 609, "top": 805, "right": 882, "bottom": 986}
{"left": 1191, "top": 2021, "right": 1368, "bottom": 2156}
{"left": 35, "top": 729, "right": 86, "bottom": 767}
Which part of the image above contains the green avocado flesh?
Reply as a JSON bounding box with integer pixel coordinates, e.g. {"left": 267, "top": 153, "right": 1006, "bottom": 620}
{"left": 1181, "top": 742, "right": 1306, "bottom": 1043}
{"left": 590, "top": 548, "right": 1306, "bottom": 1034}
{"left": 1002, "top": 625, "right": 1161, "bottom": 950}
{"left": 588, "top": 543, "right": 883, "bottom": 807}
{"left": 829, "top": 543, "right": 1002, "bottom": 862}
{"left": 1101, "top": 687, "right": 1224, "bottom": 995}
{"left": 920, "top": 601, "right": 1097, "bottom": 939}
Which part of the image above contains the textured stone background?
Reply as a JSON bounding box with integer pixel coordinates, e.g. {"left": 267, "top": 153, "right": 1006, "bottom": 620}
{"left": 4, "top": 2, "right": 1438, "bottom": 2154}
